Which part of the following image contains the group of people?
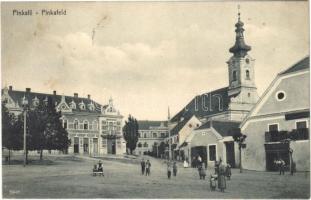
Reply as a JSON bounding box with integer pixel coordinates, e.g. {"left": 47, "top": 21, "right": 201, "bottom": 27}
{"left": 211, "top": 159, "right": 231, "bottom": 192}
{"left": 166, "top": 161, "right": 178, "bottom": 179}
{"left": 274, "top": 158, "right": 296, "bottom": 175}
{"left": 140, "top": 158, "right": 152, "bottom": 176}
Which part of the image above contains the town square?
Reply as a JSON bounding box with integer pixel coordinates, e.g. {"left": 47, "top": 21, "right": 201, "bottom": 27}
{"left": 1, "top": 1, "right": 310, "bottom": 199}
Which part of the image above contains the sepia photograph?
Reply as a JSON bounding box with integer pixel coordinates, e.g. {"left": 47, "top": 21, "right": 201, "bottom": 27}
{"left": 1, "top": 1, "right": 310, "bottom": 198}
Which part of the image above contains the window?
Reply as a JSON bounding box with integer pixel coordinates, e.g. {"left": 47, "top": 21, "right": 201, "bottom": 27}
{"left": 153, "top": 132, "right": 157, "bottom": 138}
{"left": 138, "top": 143, "right": 142, "bottom": 148}
{"left": 144, "top": 133, "right": 147, "bottom": 138}
{"left": 246, "top": 70, "right": 250, "bottom": 80}
{"left": 161, "top": 133, "right": 165, "bottom": 138}
{"left": 246, "top": 58, "right": 250, "bottom": 64}
{"left": 268, "top": 124, "right": 279, "bottom": 132}
{"left": 70, "top": 101, "right": 76, "bottom": 109}
{"left": 232, "top": 71, "right": 237, "bottom": 81}
{"left": 209, "top": 145, "right": 216, "bottom": 161}
{"left": 144, "top": 142, "right": 148, "bottom": 147}
{"left": 275, "top": 91, "right": 286, "bottom": 101}
{"left": 83, "top": 121, "right": 89, "bottom": 130}
{"left": 248, "top": 93, "right": 251, "bottom": 98}
{"left": 74, "top": 120, "right": 79, "bottom": 130}
{"left": 296, "top": 121, "right": 307, "bottom": 129}
{"left": 63, "top": 120, "right": 68, "bottom": 129}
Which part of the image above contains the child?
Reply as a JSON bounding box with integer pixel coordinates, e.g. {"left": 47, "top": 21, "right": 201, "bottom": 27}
{"left": 210, "top": 174, "right": 217, "bottom": 191}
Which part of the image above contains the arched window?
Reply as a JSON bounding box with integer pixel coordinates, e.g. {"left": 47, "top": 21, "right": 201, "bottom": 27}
{"left": 232, "top": 71, "right": 237, "bottom": 81}
{"left": 144, "top": 142, "right": 148, "bottom": 147}
{"left": 246, "top": 70, "right": 250, "bottom": 80}
{"left": 83, "top": 120, "right": 89, "bottom": 130}
{"left": 74, "top": 120, "right": 79, "bottom": 130}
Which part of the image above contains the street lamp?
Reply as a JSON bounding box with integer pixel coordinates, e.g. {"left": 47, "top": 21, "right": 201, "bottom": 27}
{"left": 233, "top": 131, "right": 247, "bottom": 173}
{"left": 21, "top": 96, "right": 28, "bottom": 167}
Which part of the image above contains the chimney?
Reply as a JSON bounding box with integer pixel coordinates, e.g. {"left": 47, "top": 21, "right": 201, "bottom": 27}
{"left": 74, "top": 93, "right": 78, "bottom": 98}
{"left": 87, "top": 94, "right": 91, "bottom": 99}
{"left": 26, "top": 88, "right": 31, "bottom": 93}
{"left": 9, "top": 86, "right": 12, "bottom": 91}
{"left": 53, "top": 90, "right": 57, "bottom": 95}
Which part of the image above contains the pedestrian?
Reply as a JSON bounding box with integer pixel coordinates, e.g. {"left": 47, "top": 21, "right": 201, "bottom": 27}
{"left": 214, "top": 160, "right": 220, "bottom": 175}
{"left": 280, "top": 159, "right": 285, "bottom": 175}
{"left": 200, "top": 163, "right": 207, "bottom": 180}
{"left": 210, "top": 174, "right": 217, "bottom": 191}
{"left": 218, "top": 161, "right": 226, "bottom": 192}
{"left": 140, "top": 158, "right": 146, "bottom": 175}
{"left": 226, "top": 163, "right": 232, "bottom": 180}
{"left": 183, "top": 160, "right": 189, "bottom": 168}
{"left": 173, "top": 162, "right": 178, "bottom": 176}
{"left": 198, "top": 155, "right": 202, "bottom": 164}
{"left": 167, "top": 161, "right": 172, "bottom": 179}
{"left": 145, "top": 160, "right": 151, "bottom": 176}
{"left": 98, "top": 160, "right": 103, "bottom": 172}
{"left": 291, "top": 161, "right": 296, "bottom": 175}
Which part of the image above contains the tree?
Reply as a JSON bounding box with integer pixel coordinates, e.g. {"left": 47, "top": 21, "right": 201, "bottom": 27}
{"left": 43, "top": 97, "right": 70, "bottom": 156}
{"left": 122, "top": 115, "right": 139, "bottom": 154}
{"left": 2, "top": 101, "right": 23, "bottom": 164}
{"left": 158, "top": 142, "right": 166, "bottom": 159}
{"left": 232, "top": 128, "right": 247, "bottom": 173}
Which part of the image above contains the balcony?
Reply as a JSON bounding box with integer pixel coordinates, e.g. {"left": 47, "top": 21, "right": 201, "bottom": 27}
{"left": 265, "top": 128, "right": 309, "bottom": 143}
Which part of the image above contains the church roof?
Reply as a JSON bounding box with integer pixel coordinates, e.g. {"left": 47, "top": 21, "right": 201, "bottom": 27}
{"left": 196, "top": 120, "right": 240, "bottom": 137}
{"left": 279, "top": 56, "right": 309, "bottom": 75}
{"left": 138, "top": 120, "right": 168, "bottom": 130}
{"left": 170, "top": 87, "right": 230, "bottom": 123}
{"left": 4, "top": 88, "right": 103, "bottom": 113}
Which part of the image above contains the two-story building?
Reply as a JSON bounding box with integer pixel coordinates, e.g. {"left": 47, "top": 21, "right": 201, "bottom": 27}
{"left": 2, "top": 86, "right": 126, "bottom": 156}
{"left": 240, "top": 56, "right": 309, "bottom": 171}
{"left": 134, "top": 120, "right": 168, "bottom": 156}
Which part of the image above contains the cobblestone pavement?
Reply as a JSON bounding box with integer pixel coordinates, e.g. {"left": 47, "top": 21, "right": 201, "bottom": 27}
{"left": 2, "top": 155, "right": 310, "bottom": 198}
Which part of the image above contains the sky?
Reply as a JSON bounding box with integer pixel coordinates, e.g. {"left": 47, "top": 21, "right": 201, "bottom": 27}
{"left": 1, "top": 1, "right": 309, "bottom": 120}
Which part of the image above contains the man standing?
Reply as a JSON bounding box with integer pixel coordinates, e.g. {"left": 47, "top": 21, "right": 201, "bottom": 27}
{"left": 140, "top": 158, "right": 146, "bottom": 175}
{"left": 173, "top": 162, "right": 178, "bottom": 177}
{"left": 145, "top": 160, "right": 151, "bottom": 176}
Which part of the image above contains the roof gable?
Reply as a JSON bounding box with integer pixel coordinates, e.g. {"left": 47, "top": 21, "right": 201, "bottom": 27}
{"left": 138, "top": 120, "right": 168, "bottom": 130}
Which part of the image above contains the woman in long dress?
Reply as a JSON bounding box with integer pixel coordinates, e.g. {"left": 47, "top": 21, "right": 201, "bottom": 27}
{"left": 218, "top": 163, "right": 226, "bottom": 192}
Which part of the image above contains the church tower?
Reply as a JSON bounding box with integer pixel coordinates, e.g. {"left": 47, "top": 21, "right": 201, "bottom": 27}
{"left": 227, "top": 11, "right": 259, "bottom": 118}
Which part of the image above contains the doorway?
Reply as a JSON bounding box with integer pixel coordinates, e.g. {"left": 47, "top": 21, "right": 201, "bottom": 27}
{"left": 225, "top": 141, "right": 236, "bottom": 168}
{"left": 74, "top": 137, "right": 79, "bottom": 154}
{"left": 107, "top": 139, "right": 116, "bottom": 154}
{"left": 265, "top": 143, "right": 289, "bottom": 171}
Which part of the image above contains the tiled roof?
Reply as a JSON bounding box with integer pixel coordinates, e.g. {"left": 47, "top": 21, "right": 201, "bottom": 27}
{"left": 279, "top": 56, "right": 309, "bottom": 75}
{"left": 170, "top": 87, "right": 230, "bottom": 123}
{"left": 4, "top": 89, "right": 103, "bottom": 113}
{"left": 196, "top": 120, "right": 240, "bottom": 137}
{"left": 138, "top": 120, "right": 168, "bottom": 130}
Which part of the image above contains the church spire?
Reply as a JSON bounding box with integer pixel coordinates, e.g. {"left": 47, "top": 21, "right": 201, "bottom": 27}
{"left": 229, "top": 7, "right": 251, "bottom": 57}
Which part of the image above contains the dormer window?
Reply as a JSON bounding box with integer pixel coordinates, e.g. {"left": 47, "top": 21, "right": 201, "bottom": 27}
{"left": 43, "top": 96, "right": 48, "bottom": 105}
{"left": 70, "top": 101, "right": 76, "bottom": 109}
{"left": 32, "top": 96, "right": 39, "bottom": 106}
{"left": 88, "top": 102, "right": 95, "bottom": 111}
{"left": 79, "top": 101, "right": 85, "bottom": 110}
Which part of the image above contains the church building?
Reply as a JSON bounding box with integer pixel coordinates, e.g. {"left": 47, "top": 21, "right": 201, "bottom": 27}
{"left": 169, "top": 12, "right": 259, "bottom": 167}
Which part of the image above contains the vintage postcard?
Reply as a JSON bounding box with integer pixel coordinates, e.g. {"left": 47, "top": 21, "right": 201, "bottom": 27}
{"left": 1, "top": 1, "right": 310, "bottom": 199}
